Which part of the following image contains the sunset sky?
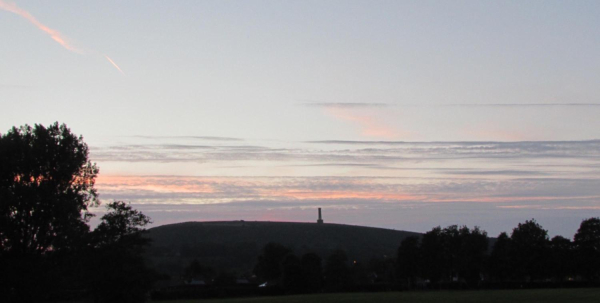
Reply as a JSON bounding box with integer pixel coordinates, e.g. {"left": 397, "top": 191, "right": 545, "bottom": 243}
{"left": 2, "top": 0, "right": 600, "bottom": 237}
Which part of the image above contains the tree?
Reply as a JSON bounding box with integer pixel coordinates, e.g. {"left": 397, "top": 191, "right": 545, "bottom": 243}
{"left": 324, "top": 249, "right": 351, "bottom": 292}
{"left": 574, "top": 217, "right": 600, "bottom": 280}
{"left": 397, "top": 236, "right": 420, "bottom": 288}
{"left": 549, "top": 235, "right": 574, "bottom": 282}
{"left": 488, "top": 232, "right": 512, "bottom": 282}
{"left": 184, "top": 259, "right": 216, "bottom": 283}
{"left": 420, "top": 226, "right": 446, "bottom": 284}
{"left": 281, "top": 253, "right": 304, "bottom": 293}
{"left": 509, "top": 219, "right": 550, "bottom": 281}
{"left": 92, "top": 201, "right": 151, "bottom": 247}
{"left": 0, "top": 123, "right": 155, "bottom": 302}
{"left": 88, "top": 201, "right": 155, "bottom": 303}
{"left": 301, "top": 252, "right": 323, "bottom": 292}
{"left": 0, "top": 123, "right": 98, "bottom": 255}
{"left": 456, "top": 226, "right": 488, "bottom": 286}
{"left": 419, "top": 225, "right": 488, "bottom": 287}
{"left": 254, "top": 242, "right": 292, "bottom": 282}
{"left": 0, "top": 123, "right": 98, "bottom": 302}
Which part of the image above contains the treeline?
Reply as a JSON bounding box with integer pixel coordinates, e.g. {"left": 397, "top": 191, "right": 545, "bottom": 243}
{"left": 398, "top": 219, "right": 600, "bottom": 289}
{"left": 154, "top": 218, "right": 600, "bottom": 300}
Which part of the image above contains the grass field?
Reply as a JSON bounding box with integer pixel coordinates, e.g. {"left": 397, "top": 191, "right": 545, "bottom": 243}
{"left": 162, "top": 288, "right": 600, "bottom": 303}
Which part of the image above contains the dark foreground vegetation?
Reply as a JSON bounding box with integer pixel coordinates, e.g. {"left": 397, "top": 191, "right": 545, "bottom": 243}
{"left": 2, "top": 123, "right": 600, "bottom": 302}
{"left": 152, "top": 219, "right": 600, "bottom": 301}
{"left": 0, "top": 123, "right": 156, "bottom": 302}
{"left": 146, "top": 221, "right": 419, "bottom": 277}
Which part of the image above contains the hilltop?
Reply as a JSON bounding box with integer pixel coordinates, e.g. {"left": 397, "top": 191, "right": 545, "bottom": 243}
{"left": 146, "top": 221, "right": 420, "bottom": 276}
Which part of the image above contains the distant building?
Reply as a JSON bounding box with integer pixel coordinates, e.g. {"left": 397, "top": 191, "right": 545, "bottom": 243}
{"left": 317, "top": 208, "right": 324, "bottom": 224}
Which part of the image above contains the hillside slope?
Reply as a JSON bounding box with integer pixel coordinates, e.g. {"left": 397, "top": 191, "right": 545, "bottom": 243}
{"left": 146, "top": 221, "right": 420, "bottom": 276}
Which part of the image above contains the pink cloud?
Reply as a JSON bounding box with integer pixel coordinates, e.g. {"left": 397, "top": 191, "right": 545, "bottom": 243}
{"left": 1, "top": 0, "right": 125, "bottom": 74}
{"left": 0, "top": 0, "right": 81, "bottom": 52}
{"left": 325, "top": 107, "right": 407, "bottom": 139}
{"left": 262, "top": 189, "right": 424, "bottom": 201}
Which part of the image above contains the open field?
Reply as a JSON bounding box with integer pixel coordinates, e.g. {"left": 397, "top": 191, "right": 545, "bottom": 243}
{"left": 161, "top": 288, "right": 600, "bottom": 303}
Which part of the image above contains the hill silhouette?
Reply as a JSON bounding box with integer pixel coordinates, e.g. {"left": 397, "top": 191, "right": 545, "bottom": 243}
{"left": 146, "top": 221, "right": 420, "bottom": 276}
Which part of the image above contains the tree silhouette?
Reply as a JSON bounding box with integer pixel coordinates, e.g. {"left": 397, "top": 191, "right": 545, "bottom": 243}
{"left": 324, "top": 249, "right": 351, "bottom": 292}
{"left": 88, "top": 201, "right": 155, "bottom": 303}
{"left": 254, "top": 242, "right": 292, "bottom": 283}
{"left": 509, "top": 219, "right": 550, "bottom": 281}
{"left": 0, "top": 123, "right": 98, "bottom": 255}
{"left": 549, "top": 235, "right": 574, "bottom": 282}
{"left": 456, "top": 226, "right": 488, "bottom": 286}
{"left": 184, "top": 259, "right": 216, "bottom": 283}
{"left": 420, "top": 226, "right": 445, "bottom": 284}
{"left": 281, "top": 253, "right": 304, "bottom": 293}
{"left": 397, "top": 236, "right": 420, "bottom": 288}
{"left": 488, "top": 232, "right": 512, "bottom": 282}
{"left": 574, "top": 217, "right": 600, "bottom": 280}
{"left": 0, "top": 123, "right": 155, "bottom": 302}
{"left": 0, "top": 123, "right": 98, "bottom": 302}
{"left": 301, "top": 252, "right": 323, "bottom": 292}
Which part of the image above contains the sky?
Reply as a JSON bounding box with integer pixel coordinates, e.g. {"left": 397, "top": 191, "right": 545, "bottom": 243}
{"left": 2, "top": 0, "right": 600, "bottom": 238}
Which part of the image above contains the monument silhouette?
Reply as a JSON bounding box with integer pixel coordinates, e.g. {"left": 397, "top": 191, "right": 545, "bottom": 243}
{"left": 317, "top": 208, "right": 324, "bottom": 224}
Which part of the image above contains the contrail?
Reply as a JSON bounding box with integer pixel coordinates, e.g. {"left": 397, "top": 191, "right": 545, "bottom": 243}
{"left": 0, "top": 0, "right": 124, "bottom": 74}
{"left": 0, "top": 0, "right": 80, "bottom": 52}
{"left": 104, "top": 55, "right": 125, "bottom": 75}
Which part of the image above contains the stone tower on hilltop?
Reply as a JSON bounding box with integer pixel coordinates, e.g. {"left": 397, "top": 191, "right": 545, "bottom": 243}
{"left": 317, "top": 208, "right": 324, "bottom": 224}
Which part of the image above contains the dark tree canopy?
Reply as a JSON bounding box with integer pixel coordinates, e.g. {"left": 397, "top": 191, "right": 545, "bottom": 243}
{"left": 184, "top": 259, "right": 216, "bottom": 282}
{"left": 88, "top": 201, "right": 154, "bottom": 303}
{"left": 419, "top": 225, "right": 487, "bottom": 285}
{"left": 509, "top": 219, "right": 550, "bottom": 280}
{"left": 455, "top": 226, "right": 488, "bottom": 285}
{"left": 574, "top": 217, "right": 600, "bottom": 280}
{"left": 549, "top": 235, "right": 574, "bottom": 282}
{"left": 92, "top": 201, "right": 151, "bottom": 247}
{"left": 397, "top": 236, "right": 420, "bottom": 286}
{"left": 254, "top": 242, "right": 292, "bottom": 282}
{"left": 301, "top": 252, "right": 323, "bottom": 292}
{"left": 324, "top": 249, "right": 351, "bottom": 291}
{"left": 420, "top": 226, "right": 445, "bottom": 283}
{"left": 1, "top": 123, "right": 155, "bottom": 302}
{"left": 488, "top": 232, "right": 512, "bottom": 281}
{"left": 0, "top": 123, "right": 98, "bottom": 255}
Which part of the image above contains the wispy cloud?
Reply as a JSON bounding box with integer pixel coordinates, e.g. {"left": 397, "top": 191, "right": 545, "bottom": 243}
{"left": 303, "top": 102, "right": 390, "bottom": 108}
{"left": 132, "top": 135, "right": 244, "bottom": 142}
{"left": 104, "top": 55, "right": 125, "bottom": 75}
{"left": 497, "top": 205, "right": 600, "bottom": 210}
{"left": 303, "top": 102, "right": 600, "bottom": 108}
{"left": 91, "top": 135, "right": 600, "bottom": 235}
{"left": 440, "top": 170, "right": 547, "bottom": 176}
{"left": 97, "top": 175, "right": 600, "bottom": 200}
{"left": 324, "top": 107, "right": 404, "bottom": 139}
{"left": 0, "top": 0, "right": 80, "bottom": 52}
{"left": 91, "top": 139, "right": 600, "bottom": 164}
{"left": 441, "top": 103, "right": 600, "bottom": 107}
{"left": 92, "top": 171, "right": 600, "bottom": 235}
{"left": 0, "top": 0, "right": 124, "bottom": 74}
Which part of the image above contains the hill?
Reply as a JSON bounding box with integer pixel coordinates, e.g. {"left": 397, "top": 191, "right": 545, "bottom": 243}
{"left": 145, "top": 221, "right": 420, "bottom": 276}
